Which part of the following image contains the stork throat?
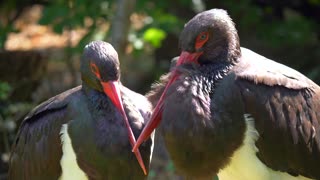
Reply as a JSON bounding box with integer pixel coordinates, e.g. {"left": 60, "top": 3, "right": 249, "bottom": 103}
{"left": 190, "top": 63, "right": 233, "bottom": 98}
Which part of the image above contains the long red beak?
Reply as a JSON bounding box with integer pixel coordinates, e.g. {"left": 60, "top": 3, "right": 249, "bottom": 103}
{"left": 101, "top": 81, "right": 147, "bottom": 175}
{"left": 132, "top": 51, "right": 202, "bottom": 152}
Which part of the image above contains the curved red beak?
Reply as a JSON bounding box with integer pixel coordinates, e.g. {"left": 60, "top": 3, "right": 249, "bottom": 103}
{"left": 132, "top": 51, "right": 202, "bottom": 152}
{"left": 101, "top": 81, "right": 147, "bottom": 175}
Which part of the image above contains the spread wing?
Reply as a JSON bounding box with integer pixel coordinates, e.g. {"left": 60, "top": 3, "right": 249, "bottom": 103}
{"left": 9, "top": 86, "right": 82, "bottom": 180}
{"left": 230, "top": 48, "right": 320, "bottom": 178}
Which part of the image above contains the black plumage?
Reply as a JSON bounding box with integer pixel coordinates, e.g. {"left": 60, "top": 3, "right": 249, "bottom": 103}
{"left": 134, "top": 9, "right": 320, "bottom": 179}
{"left": 9, "top": 41, "right": 153, "bottom": 180}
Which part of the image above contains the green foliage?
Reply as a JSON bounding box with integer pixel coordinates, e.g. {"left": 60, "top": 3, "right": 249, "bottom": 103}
{"left": 224, "top": 0, "right": 318, "bottom": 48}
{"left": 257, "top": 10, "right": 317, "bottom": 47}
{"left": 0, "top": 82, "right": 11, "bottom": 101}
{"left": 146, "top": 10, "right": 183, "bottom": 33}
{"left": 0, "top": 24, "right": 16, "bottom": 49}
{"left": 148, "top": 169, "right": 156, "bottom": 178}
{"left": 0, "top": 0, "right": 19, "bottom": 49}
{"left": 39, "top": 4, "right": 68, "bottom": 25}
{"left": 0, "top": 82, "right": 32, "bottom": 134}
{"left": 143, "top": 28, "right": 167, "bottom": 48}
{"left": 308, "top": 0, "right": 320, "bottom": 5}
{"left": 38, "top": 0, "right": 113, "bottom": 53}
{"left": 308, "top": 66, "right": 320, "bottom": 80}
{"left": 165, "top": 160, "right": 175, "bottom": 172}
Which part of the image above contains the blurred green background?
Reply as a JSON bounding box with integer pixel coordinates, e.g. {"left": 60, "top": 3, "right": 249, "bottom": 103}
{"left": 0, "top": 0, "right": 319, "bottom": 179}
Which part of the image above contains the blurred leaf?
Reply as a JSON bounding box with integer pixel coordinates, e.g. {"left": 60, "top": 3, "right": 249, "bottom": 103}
{"left": 178, "top": 0, "right": 192, "bottom": 6}
{"left": 53, "top": 23, "right": 64, "bottom": 34}
{"left": 308, "top": 67, "right": 320, "bottom": 80}
{"left": 308, "top": 0, "right": 320, "bottom": 5}
{"left": 148, "top": 169, "right": 156, "bottom": 178}
{"left": 0, "top": 23, "right": 17, "bottom": 49}
{"left": 143, "top": 28, "right": 167, "bottom": 48}
{"left": 72, "top": 29, "right": 96, "bottom": 53}
{"left": 39, "top": 5, "right": 68, "bottom": 25}
{"left": 213, "top": 174, "right": 219, "bottom": 180}
{"left": 165, "top": 160, "right": 175, "bottom": 172}
{"left": 0, "top": 82, "right": 11, "bottom": 101}
{"left": 257, "top": 10, "right": 317, "bottom": 47}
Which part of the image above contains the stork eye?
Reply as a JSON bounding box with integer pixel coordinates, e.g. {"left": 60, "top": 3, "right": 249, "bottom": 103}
{"left": 195, "top": 31, "right": 209, "bottom": 50}
{"left": 90, "top": 62, "right": 101, "bottom": 79}
{"left": 200, "top": 34, "right": 207, "bottom": 40}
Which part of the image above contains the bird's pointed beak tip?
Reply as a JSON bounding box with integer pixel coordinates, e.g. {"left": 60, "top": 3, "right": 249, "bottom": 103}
{"left": 133, "top": 150, "right": 148, "bottom": 175}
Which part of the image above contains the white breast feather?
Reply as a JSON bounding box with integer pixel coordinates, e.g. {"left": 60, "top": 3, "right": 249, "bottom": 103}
{"left": 218, "top": 114, "right": 312, "bottom": 180}
{"left": 59, "top": 124, "right": 88, "bottom": 180}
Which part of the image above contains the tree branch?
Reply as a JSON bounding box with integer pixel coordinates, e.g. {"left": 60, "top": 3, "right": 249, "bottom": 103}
{"left": 109, "top": 0, "right": 136, "bottom": 57}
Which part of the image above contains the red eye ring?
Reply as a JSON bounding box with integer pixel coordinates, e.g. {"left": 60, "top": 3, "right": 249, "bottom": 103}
{"left": 195, "top": 31, "right": 209, "bottom": 50}
{"left": 90, "top": 62, "right": 101, "bottom": 79}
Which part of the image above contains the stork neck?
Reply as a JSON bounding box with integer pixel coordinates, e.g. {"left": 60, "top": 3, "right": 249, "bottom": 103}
{"left": 82, "top": 84, "right": 114, "bottom": 113}
{"left": 81, "top": 75, "right": 103, "bottom": 93}
{"left": 197, "top": 62, "right": 233, "bottom": 97}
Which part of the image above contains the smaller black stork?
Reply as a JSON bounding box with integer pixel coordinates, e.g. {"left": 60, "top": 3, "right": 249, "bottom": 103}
{"left": 9, "top": 40, "right": 153, "bottom": 179}
{"left": 133, "top": 9, "right": 320, "bottom": 179}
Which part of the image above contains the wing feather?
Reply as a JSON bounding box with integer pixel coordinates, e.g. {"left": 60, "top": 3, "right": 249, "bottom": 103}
{"left": 9, "top": 86, "right": 82, "bottom": 180}
{"left": 231, "top": 48, "right": 320, "bottom": 179}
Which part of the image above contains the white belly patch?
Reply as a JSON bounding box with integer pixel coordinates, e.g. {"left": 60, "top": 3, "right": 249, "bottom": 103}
{"left": 59, "top": 124, "right": 88, "bottom": 180}
{"left": 218, "top": 114, "right": 312, "bottom": 180}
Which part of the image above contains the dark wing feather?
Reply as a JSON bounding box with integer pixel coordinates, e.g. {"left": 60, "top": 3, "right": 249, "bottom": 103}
{"left": 121, "top": 86, "right": 152, "bottom": 122}
{"left": 235, "top": 48, "right": 318, "bottom": 90}
{"left": 121, "top": 86, "right": 154, "bottom": 168}
{"left": 232, "top": 48, "right": 320, "bottom": 179}
{"left": 9, "top": 86, "right": 82, "bottom": 180}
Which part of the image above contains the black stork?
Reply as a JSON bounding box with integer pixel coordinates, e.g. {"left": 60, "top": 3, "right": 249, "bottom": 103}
{"left": 9, "top": 40, "right": 153, "bottom": 179}
{"left": 133, "top": 9, "right": 320, "bottom": 179}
